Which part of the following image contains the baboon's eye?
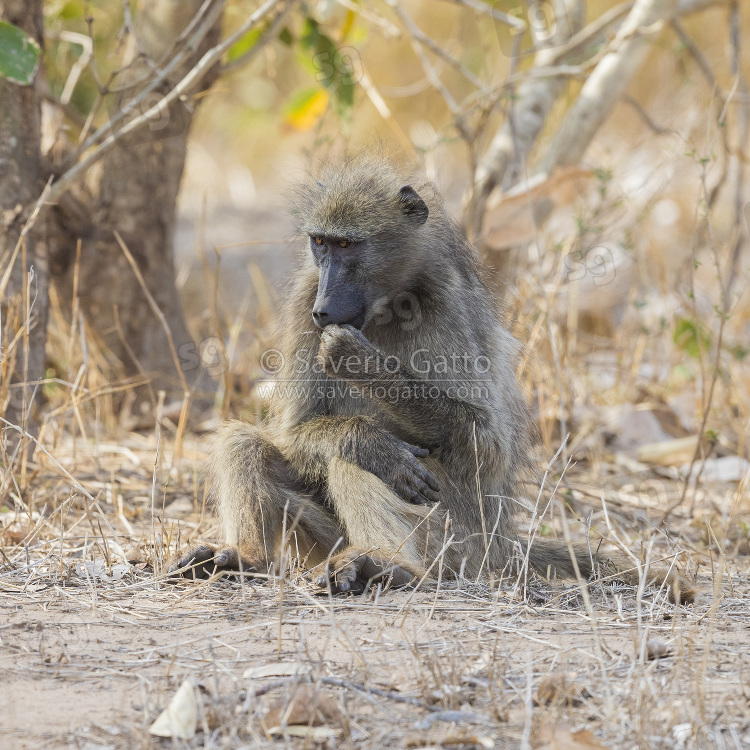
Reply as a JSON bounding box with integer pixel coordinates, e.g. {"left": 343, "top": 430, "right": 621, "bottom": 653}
{"left": 339, "top": 240, "right": 350, "bottom": 248}
{"left": 314, "top": 237, "right": 324, "bottom": 245}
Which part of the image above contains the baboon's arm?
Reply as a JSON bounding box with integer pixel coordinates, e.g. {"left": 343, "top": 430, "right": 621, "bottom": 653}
{"left": 318, "top": 325, "right": 489, "bottom": 445}
{"left": 278, "top": 411, "right": 440, "bottom": 505}
{"left": 278, "top": 414, "right": 360, "bottom": 483}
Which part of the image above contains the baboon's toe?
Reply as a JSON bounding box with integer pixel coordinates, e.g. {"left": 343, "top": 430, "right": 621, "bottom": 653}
{"left": 311, "top": 549, "right": 417, "bottom": 595}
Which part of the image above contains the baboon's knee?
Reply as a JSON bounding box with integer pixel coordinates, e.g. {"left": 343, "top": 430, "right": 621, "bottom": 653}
{"left": 207, "top": 422, "right": 292, "bottom": 560}
{"left": 209, "top": 422, "right": 292, "bottom": 488}
{"left": 208, "top": 421, "right": 341, "bottom": 567}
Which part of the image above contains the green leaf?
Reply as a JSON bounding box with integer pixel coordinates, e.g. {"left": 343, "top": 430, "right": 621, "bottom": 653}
{"left": 673, "top": 317, "right": 712, "bottom": 359}
{"left": 226, "top": 25, "right": 263, "bottom": 63}
{"left": 0, "top": 20, "right": 42, "bottom": 85}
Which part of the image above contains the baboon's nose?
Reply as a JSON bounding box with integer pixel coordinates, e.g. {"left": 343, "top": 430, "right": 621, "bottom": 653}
{"left": 312, "top": 308, "right": 330, "bottom": 328}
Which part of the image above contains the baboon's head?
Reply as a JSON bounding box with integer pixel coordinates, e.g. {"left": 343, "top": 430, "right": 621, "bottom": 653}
{"left": 291, "top": 157, "right": 435, "bottom": 330}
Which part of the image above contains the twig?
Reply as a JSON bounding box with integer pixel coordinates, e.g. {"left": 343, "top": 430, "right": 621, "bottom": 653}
{"left": 113, "top": 232, "right": 189, "bottom": 395}
{"left": 436, "top": 0, "right": 526, "bottom": 30}
{"left": 46, "top": 0, "right": 288, "bottom": 206}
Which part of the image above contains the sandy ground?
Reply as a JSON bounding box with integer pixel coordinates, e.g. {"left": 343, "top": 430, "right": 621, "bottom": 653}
{"left": 3, "top": 529, "right": 749, "bottom": 749}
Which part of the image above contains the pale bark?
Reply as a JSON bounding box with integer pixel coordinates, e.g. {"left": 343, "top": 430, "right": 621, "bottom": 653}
{"left": 465, "top": 0, "right": 585, "bottom": 239}
{"left": 538, "top": 0, "right": 679, "bottom": 172}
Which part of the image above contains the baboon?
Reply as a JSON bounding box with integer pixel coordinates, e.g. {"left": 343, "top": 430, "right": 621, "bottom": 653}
{"left": 173, "top": 155, "right": 693, "bottom": 601}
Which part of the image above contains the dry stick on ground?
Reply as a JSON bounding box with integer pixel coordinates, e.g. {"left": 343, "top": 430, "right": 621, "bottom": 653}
{"left": 558, "top": 505, "right": 615, "bottom": 710}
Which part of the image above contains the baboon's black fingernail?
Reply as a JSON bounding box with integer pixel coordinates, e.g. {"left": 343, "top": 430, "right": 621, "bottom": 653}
{"left": 317, "top": 576, "right": 327, "bottom": 587}
{"left": 340, "top": 581, "right": 350, "bottom": 592}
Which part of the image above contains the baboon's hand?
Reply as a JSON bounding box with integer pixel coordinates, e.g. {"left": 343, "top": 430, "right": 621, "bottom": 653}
{"left": 317, "top": 324, "right": 379, "bottom": 379}
{"left": 340, "top": 424, "right": 440, "bottom": 505}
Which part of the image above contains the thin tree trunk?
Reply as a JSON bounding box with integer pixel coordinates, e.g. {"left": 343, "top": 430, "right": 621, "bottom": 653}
{"left": 0, "top": 0, "right": 47, "bottom": 452}
{"left": 50, "top": 0, "right": 223, "bottom": 420}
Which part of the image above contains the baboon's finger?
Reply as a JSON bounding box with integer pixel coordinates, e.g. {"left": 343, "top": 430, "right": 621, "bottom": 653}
{"left": 414, "top": 463, "right": 440, "bottom": 492}
{"left": 405, "top": 455, "right": 440, "bottom": 492}
{"left": 213, "top": 547, "right": 257, "bottom": 572}
{"left": 413, "top": 480, "right": 440, "bottom": 504}
{"left": 313, "top": 551, "right": 416, "bottom": 594}
{"left": 168, "top": 544, "right": 218, "bottom": 579}
{"left": 313, "top": 559, "right": 362, "bottom": 594}
{"left": 401, "top": 440, "right": 429, "bottom": 458}
{"left": 394, "top": 478, "right": 417, "bottom": 504}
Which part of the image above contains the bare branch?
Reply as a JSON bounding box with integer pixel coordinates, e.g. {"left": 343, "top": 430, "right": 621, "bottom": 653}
{"left": 46, "top": 0, "right": 291, "bottom": 207}
{"left": 220, "top": 0, "right": 292, "bottom": 74}
{"left": 538, "top": 0, "right": 680, "bottom": 173}
{"left": 390, "top": 4, "right": 484, "bottom": 89}
{"left": 465, "top": 0, "right": 585, "bottom": 237}
{"left": 60, "top": 0, "right": 225, "bottom": 171}
{"left": 437, "top": 0, "right": 526, "bottom": 31}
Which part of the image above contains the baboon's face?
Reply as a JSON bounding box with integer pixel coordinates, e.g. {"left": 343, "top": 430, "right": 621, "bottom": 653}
{"left": 308, "top": 184, "right": 429, "bottom": 330}
{"left": 310, "top": 234, "right": 368, "bottom": 329}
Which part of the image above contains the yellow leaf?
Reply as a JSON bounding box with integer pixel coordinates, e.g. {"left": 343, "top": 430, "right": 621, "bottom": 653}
{"left": 285, "top": 88, "right": 329, "bottom": 131}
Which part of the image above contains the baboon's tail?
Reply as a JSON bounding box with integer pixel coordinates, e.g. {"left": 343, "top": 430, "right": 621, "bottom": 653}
{"left": 520, "top": 537, "right": 696, "bottom": 604}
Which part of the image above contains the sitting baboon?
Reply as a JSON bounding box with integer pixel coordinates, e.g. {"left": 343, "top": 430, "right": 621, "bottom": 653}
{"left": 173, "top": 155, "right": 693, "bottom": 601}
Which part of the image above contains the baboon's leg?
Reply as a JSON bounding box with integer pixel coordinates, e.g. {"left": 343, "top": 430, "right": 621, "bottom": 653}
{"left": 313, "top": 456, "right": 430, "bottom": 591}
{"left": 173, "top": 422, "right": 343, "bottom": 578}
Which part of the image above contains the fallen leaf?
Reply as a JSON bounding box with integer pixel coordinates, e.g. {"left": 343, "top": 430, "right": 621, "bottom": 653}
{"left": 535, "top": 724, "right": 608, "bottom": 749}
{"left": 268, "top": 725, "right": 342, "bottom": 739}
{"left": 243, "top": 662, "right": 309, "bottom": 680}
{"left": 636, "top": 436, "right": 699, "bottom": 466}
{"left": 485, "top": 167, "right": 594, "bottom": 248}
{"left": 263, "top": 685, "right": 344, "bottom": 735}
{"left": 646, "top": 639, "right": 671, "bottom": 660}
{"left": 536, "top": 672, "right": 588, "bottom": 706}
{"left": 407, "top": 736, "right": 494, "bottom": 748}
{"left": 75, "top": 560, "right": 130, "bottom": 581}
{"left": 149, "top": 679, "right": 198, "bottom": 739}
{"left": 679, "top": 456, "right": 750, "bottom": 483}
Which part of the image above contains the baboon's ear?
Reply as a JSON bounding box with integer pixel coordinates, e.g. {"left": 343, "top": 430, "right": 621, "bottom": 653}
{"left": 398, "top": 185, "right": 429, "bottom": 225}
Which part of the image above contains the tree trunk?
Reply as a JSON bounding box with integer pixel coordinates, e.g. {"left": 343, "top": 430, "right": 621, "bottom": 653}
{"left": 50, "top": 0, "right": 223, "bottom": 422}
{"left": 0, "top": 0, "right": 47, "bottom": 453}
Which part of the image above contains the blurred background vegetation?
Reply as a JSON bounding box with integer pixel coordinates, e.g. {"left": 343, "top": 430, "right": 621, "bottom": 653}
{"left": 2, "top": 0, "right": 749, "bottom": 495}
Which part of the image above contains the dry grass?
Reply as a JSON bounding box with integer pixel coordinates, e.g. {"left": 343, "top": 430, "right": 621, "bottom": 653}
{"left": 1, "top": 445, "right": 749, "bottom": 749}
{"left": 2, "top": 345, "right": 749, "bottom": 748}
{"left": 3, "top": 103, "right": 750, "bottom": 750}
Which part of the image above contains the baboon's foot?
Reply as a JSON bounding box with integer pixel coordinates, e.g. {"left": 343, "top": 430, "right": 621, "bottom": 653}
{"left": 311, "top": 547, "right": 419, "bottom": 595}
{"left": 168, "top": 544, "right": 263, "bottom": 580}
